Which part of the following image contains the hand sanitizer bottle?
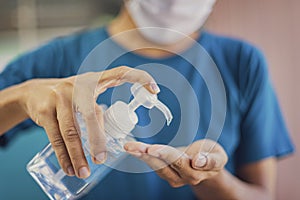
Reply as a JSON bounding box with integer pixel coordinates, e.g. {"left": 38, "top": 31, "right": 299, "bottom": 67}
{"left": 27, "top": 83, "right": 173, "bottom": 200}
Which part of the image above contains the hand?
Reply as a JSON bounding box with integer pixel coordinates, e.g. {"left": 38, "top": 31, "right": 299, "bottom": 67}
{"left": 18, "top": 66, "right": 159, "bottom": 178}
{"left": 124, "top": 139, "right": 228, "bottom": 187}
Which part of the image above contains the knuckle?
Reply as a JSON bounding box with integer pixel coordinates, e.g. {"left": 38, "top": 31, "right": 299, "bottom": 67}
{"left": 156, "top": 167, "right": 169, "bottom": 176}
{"left": 171, "top": 158, "right": 185, "bottom": 170}
{"left": 63, "top": 126, "right": 80, "bottom": 142}
{"left": 116, "top": 66, "right": 131, "bottom": 79}
{"left": 138, "top": 69, "right": 151, "bottom": 79}
{"left": 187, "top": 177, "right": 201, "bottom": 186}
{"left": 53, "top": 82, "right": 73, "bottom": 96}
{"left": 170, "top": 176, "right": 183, "bottom": 188}
{"left": 51, "top": 137, "right": 65, "bottom": 149}
{"left": 36, "top": 99, "right": 55, "bottom": 117}
{"left": 169, "top": 181, "right": 183, "bottom": 188}
{"left": 117, "top": 65, "right": 130, "bottom": 72}
{"left": 56, "top": 81, "right": 73, "bottom": 90}
{"left": 37, "top": 105, "right": 51, "bottom": 116}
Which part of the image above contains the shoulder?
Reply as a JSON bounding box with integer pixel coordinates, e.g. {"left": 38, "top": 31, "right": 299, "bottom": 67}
{"left": 41, "top": 26, "right": 109, "bottom": 73}
{"left": 200, "top": 30, "right": 268, "bottom": 84}
{"left": 12, "top": 26, "right": 109, "bottom": 64}
{"left": 52, "top": 26, "right": 108, "bottom": 51}
{"left": 200, "top": 30, "right": 265, "bottom": 64}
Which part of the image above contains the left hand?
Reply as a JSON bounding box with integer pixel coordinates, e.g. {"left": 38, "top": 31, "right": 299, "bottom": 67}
{"left": 124, "top": 139, "right": 228, "bottom": 187}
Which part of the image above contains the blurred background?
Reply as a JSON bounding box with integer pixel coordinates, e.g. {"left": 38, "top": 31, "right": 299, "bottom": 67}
{"left": 0, "top": 0, "right": 122, "bottom": 67}
{"left": 206, "top": 1, "right": 300, "bottom": 199}
{"left": 0, "top": 0, "right": 299, "bottom": 199}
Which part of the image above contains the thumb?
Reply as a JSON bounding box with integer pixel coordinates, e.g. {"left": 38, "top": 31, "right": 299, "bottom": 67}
{"left": 192, "top": 152, "right": 225, "bottom": 171}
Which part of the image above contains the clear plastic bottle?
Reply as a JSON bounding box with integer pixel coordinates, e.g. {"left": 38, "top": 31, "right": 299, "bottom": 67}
{"left": 27, "top": 83, "right": 173, "bottom": 200}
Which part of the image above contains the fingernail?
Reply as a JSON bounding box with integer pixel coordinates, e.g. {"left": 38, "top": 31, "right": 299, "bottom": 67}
{"left": 78, "top": 167, "right": 90, "bottom": 179}
{"left": 95, "top": 152, "right": 106, "bottom": 163}
{"left": 67, "top": 166, "right": 75, "bottom": 176}
{"left": 124, "top": 142, "right": 148, "bottom": 153}
{"left": 123, "top": 143, "right": 131, "bottom": 151}
{"left": 195, "top": 155, "right": 207, "bottom": 168}
{"left": 150, "top": 83, "right": 160, "bottom": 93}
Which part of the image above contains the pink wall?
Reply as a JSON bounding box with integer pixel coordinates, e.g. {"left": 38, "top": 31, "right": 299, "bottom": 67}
{"left": 205, "top": 0, "right": 300, "bottom": 199}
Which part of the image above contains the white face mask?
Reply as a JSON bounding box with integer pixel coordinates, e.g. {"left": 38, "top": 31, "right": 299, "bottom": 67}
{"left": 126, "top": 0, "right": 216, "bottom": 45}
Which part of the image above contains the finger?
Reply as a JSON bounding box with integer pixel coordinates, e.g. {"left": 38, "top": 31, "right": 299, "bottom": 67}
{"left": 124, "top": 141, "right": 150, "bottom": 154}
{"left": 148, "top": 145, "right": 201, "bottom": 179}
{"left": 192, "top": 152, "right": 225, "bottom": 171}
{"left": 72, "top": 75, "right": 106, "bottom": 161}
{"left": 147, "top": 144, "right": 190, "bottom": 166}
{"left": 124, "top": 142, "right": 170, "bottom": 170}
{"left": 85, "top": 104, "right": 107, "bottom": 164}
{"left": 130, "top": 152, "right": 184, "bottom": 188}
{"left": 148, "top": 145, "right": 214, "bottom": 185}
{"left": 97, "top": 66, "right": 160, "bottom": 94}
{"left": 125, "top": 142, "right": 190, "bottom": 187}
{"left": 42, "top": 116, "right": 75, "bottom": 176}
{"left": 55, "top": 83, "right": 90, "bottom": 179}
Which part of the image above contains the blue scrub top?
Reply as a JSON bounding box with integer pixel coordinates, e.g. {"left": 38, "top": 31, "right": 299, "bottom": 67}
{"left": 0, "top": 27, "right": 294, "bottom": 200}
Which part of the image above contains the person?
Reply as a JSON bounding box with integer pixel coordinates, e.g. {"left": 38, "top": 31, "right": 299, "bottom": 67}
{"left": 0, "top": 0, "right": 294, "bottom": 199}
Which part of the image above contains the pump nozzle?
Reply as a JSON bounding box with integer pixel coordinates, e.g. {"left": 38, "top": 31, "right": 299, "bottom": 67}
{"left": 154, "top": 101, "right": 173, "bottom": 126}
{"left": 130, "top": 83, "right": 173, "bottom": 126}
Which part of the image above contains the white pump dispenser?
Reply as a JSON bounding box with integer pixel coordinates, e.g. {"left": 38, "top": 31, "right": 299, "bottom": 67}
{"left": 27, "top": 83, "right": 173, "bottom": 200}
{"left": 103, "top": 83, "right": 172, "bottom": 152}
{"left": 81, "top": 83, "right": 173, "bottom": 157}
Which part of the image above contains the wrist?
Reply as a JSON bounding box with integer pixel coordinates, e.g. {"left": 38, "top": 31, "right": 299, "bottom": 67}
{"left": 191, "top": 170, "right": 237, "bottom": 200}
{"left": 17, "top": 80, "right": 32, "bottom": 111}
{"left": 1, "top": 82, "right": 30, "bottom": 117}
{"left": 192, "top": 170, "right": 224, "bottom": 191}
{"left": 0, "top": 82, "right": 25, "bottom": 109}
{"left": 0, "top": 82, "right": 30, "bottom": 134}
{"left": 196, "top": 169, "right": 227, "bottom": 188}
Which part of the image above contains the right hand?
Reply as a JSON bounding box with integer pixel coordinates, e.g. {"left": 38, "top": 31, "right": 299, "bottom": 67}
{"left": 19, "top": 66, "right": 159, "bottom": 178}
